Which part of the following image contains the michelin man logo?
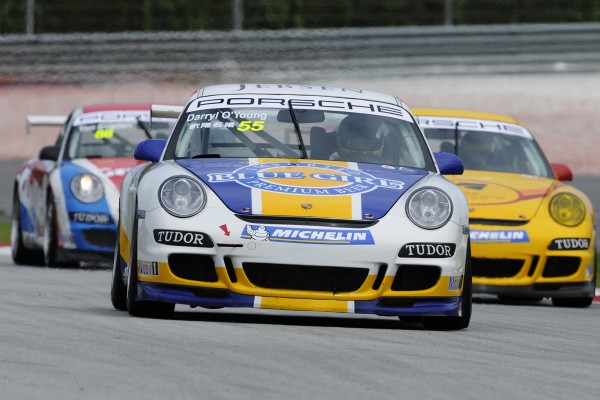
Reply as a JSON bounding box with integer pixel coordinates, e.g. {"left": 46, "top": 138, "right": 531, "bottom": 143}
{"left": 246, "top": 225, "right": 270, "bottom": 241}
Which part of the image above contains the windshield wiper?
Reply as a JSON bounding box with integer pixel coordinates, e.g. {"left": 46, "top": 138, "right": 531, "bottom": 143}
{"left": 136, "top": 117, "right": 152, "bottom": 139}
{"left": 288, "top": 101, "right": 308, "bottom": 159}
{"left": 453, "top": 121, "right": 459, "bottom": 155}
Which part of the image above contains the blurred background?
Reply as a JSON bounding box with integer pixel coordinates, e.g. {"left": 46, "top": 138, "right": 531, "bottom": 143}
{"left": 2, "top": 0, "right": 600, "bottom": 83}
{"left": 3, "top": 0, "right": 600, "bottom": 33}
{"left": 0, "top": 0, "right": 599, "bottom": 224}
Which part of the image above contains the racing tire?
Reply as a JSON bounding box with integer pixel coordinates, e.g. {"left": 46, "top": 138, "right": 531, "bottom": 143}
{"left": 126, "top": 213, "right": 175, "bottom": 319}
{"left": 43, "top": 194, "right": 78, "bottom": 268}
{"left": 551, "top": 249, "right": 596, "bottom": 309}
{"left": 11, "top": 188, "right": 43, "bottom": 265}
{"left": 43, "top": 195, "right": 60, "bottom": 267}
{"left": 110, "top": 234, "right": 127, "bottom": 311}
{"left": 423, "top": 240, "right": 472, "bottom": 331}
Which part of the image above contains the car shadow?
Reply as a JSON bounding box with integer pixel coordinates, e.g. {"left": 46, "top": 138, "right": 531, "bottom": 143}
{"left": 100, "top": 306, "right": 434, "bottom": 330}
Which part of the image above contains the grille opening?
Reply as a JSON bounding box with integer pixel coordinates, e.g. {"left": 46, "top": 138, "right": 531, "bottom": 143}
{"left": 82, "top": 229, "right": 116, "bottom": 248}
{"left": 224, "top": 257, "right": 237, "bottom": 283}
{"left": 243, "top": 263, "right": 368, "bottom": 292}
{"left": 391, "top": 265, "right": 441, "bottom": 291}
{"left": 472, "top": 258, "right": 524, "bottom": 278}
{"left": 168, "top": 254, "right": 218, "bottom": 282}
{"left": 542, "top": 257, "right": 580, "bottom": 278}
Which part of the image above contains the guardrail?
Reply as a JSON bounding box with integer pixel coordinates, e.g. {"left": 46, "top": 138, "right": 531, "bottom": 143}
{"left": 1, "top": 23, "right": 600, "bottom": 84}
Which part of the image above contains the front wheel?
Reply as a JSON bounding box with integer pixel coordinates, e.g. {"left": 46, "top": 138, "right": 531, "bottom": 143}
{"left": 126, "top": 213, "right": 174, "bottom": 318}
{"left": 43, "top": 196, "right": 59, "bottom": 267}
{"left": 111, "top": 236, "right": 127, "bottom": 311}
{"left": 423, "top": 240, "right": 472, "bottom": 330}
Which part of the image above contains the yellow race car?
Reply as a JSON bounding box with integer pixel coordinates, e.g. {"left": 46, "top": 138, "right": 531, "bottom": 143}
{"left": 414, "top": 108, "right": 596, "bottom": 307}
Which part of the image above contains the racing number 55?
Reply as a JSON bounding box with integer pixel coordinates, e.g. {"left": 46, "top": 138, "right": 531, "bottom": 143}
{"left": 237, "top": 120, "right": 264, "bottom": 132}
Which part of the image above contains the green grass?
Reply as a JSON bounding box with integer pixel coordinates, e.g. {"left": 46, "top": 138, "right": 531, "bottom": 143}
{"left": 0, "top": 222, "right": 9, "bottom": 244}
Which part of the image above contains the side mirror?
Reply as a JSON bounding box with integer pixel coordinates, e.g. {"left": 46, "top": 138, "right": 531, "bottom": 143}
{"left": 551, "top": 163, "right": 573, "bottom": 182}
{"left": 134, "top": 139, "right": 166, "bottom": 162}
{"left": 434, "top": 152, "right": 464, "bottom": 175}
{"left": 39, "top": 146, "right": 60, "bottom": 161}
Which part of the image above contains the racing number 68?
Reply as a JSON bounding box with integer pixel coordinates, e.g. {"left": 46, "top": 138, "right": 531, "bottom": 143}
{"left": 237, "top": 120, "right": 264, "bottom": 132}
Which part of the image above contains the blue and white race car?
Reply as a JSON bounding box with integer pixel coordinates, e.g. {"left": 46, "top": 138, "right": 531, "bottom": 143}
{"left": 111, "top": 84, "right": 472, "bottom": 329}
{"left": 11, "top": 103, "right": 175, "bottom": 267}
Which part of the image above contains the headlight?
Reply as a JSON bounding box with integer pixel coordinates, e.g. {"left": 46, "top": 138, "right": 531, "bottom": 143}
{"left": 549, "top": 193, "right": 585, "bottom": 227}
{"left": 159, "top": 176, "right": 206, "bottom": 217}
{"left": 70, "top": 174, "right": 103, "bottom": 203}
{"left": 407, "top": 188, "right": 453, "bottom": 229}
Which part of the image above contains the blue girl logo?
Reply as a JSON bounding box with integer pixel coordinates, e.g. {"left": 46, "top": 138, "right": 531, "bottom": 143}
{"left": 207, "top": 162, "right": 405, "bottom": 196}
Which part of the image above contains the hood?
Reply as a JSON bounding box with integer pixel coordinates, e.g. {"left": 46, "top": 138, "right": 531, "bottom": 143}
{"left": 177, "top": 158, "right": 428, "bottom": 220}
{"left": 448, "top": 170, "right": 558, "bottom": 221}
{"left": 65, "top": 157, "right": 146, "bottom": 191}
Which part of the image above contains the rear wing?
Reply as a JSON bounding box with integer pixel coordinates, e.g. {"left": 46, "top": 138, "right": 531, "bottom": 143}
{"left": 26, "top": 115, "right": 67, "bottom": 135}
{"left": 151, "top": 105, "right": 183, "bottom": 120}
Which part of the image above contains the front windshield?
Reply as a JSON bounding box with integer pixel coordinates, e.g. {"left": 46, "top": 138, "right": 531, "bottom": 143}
{"left": 164, "top": 97, "right": 435, "bottom": 170}
{"left": 64, "top": 110, "right": 174, "bottom": 159}
{"left": 420, "top": 118, "right": 553, "bottom": 178}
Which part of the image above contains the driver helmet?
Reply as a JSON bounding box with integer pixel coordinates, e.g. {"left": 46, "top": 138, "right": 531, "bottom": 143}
{"left": 459, "top": 132, "right": 496, "bottom": 166}
{"left": 337, "top": 114, "right": 384, "bottom": 155}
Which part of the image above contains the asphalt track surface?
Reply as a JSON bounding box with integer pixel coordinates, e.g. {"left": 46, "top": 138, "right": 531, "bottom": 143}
{"left": 0, "top": 248, "right": 599, "bottom": 400}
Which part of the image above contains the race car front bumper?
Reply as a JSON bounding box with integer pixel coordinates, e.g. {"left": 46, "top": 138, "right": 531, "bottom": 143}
{"left": 123, "top": 205, "right": 471, "bottom": 317}
{"left": 470, "top": 221, "right": 596, "bottom": 298}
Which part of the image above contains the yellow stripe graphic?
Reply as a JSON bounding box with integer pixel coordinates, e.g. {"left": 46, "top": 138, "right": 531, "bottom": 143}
{"left": 257, "top": 158, "right": 354, "bottom": 218}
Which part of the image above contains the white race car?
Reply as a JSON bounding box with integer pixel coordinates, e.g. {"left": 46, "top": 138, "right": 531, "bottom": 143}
{"left": 111, "top": 84, "right": 472, "bottom": 329}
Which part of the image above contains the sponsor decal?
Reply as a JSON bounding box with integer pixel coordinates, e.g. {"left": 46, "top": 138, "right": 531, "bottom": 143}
{"left": 416, "top": 116, "right": 533, "bottom": 139}
{"left": 470, "top": 229, "right": 529, "bottom": 243}
{"left": 73, "top": 110, "right": 148, "bottom": 126}
{"left": 99, "top": 167, "right": 132, "bottom": 178}
{"left": 399, "top": 243, "right": 456, "bottom": 258}
{"left": 70, "top": 212, "right": 112, "bottom": 224}
{"left": 458, "top": 181, "right": 547, "bottom": 206}
{"left": 186, "top": 93, "right": 412, "bottom": 122}
{"left": 548, "top": 238, "right": 590, "bottom": 250}
{"left": 207, "top": 161, "right": 406, "bottom": 196}
{"left": 241, "top": 224, "right": 374, "bottom": 245}
{"left": 138, "top": 260, "right": 158, "bottom": 276}
{"left": 153, "top": 229, "right": 214, "bottom": 247}
{"left": 448, "top": 275, "right": 464, "bottom": 291}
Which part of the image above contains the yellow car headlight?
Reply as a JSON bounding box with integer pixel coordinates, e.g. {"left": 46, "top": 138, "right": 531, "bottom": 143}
{"left": 549, "top": 193, "right": 585, "bottom": 227}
